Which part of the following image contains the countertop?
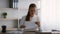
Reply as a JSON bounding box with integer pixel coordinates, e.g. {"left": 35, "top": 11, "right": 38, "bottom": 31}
{"left": 0, "top": 30, "right": 52, "bottom": 34}
{"left": 0, "top": 28, "right": 52, "bottom": 34}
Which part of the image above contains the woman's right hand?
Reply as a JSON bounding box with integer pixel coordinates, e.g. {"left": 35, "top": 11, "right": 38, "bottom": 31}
{"left": 35, "top": 21, "right": 40, "bottom": 27}
{"left": 20, "top": 25, "right": 25, "bottom": 29}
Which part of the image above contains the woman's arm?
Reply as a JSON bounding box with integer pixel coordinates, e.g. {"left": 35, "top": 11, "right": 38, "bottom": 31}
{"left": 19, "top": 16, "right": 26, "bottom": 29}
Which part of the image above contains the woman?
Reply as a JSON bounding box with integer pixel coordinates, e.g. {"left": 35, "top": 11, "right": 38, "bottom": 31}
{"left": 20, "top": 3, "right": 40, "bottom": 30}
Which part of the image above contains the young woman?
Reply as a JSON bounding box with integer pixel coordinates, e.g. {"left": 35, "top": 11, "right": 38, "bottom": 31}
{"left": 19, "top": 3, "right": 40, "bottom": 30}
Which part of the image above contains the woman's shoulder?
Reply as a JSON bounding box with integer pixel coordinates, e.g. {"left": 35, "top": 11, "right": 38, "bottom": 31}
{"left": 19, "top": 16, "right": 26, "bottom": 22}
{"left": 21, "top": 16, "right": 26, "bottom": 20}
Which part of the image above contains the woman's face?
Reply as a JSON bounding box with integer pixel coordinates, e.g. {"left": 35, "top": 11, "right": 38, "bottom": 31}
{"left": 29, "top": 7, "right": 36, "bottom": 17}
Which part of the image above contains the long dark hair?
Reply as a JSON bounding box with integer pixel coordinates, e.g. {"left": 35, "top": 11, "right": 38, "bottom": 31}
{"left": 25, "top": 3, "right": 36, "bottom": 21}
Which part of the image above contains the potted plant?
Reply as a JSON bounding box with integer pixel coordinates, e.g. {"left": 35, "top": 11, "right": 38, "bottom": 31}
{"left": 2, "top": 12, "right": 7, "bottom": 18}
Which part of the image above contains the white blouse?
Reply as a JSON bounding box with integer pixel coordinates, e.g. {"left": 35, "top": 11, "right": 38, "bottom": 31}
{"left": 19, "top": 15, "right": 39, "bottom": 29}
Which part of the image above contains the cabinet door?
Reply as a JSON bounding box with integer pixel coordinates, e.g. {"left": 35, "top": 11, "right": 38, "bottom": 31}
{"left": 9, "top": 0, "right": 18, "bottom": 8}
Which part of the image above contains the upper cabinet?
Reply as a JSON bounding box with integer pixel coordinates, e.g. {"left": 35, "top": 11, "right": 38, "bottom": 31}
{"left": 9, "top": 0, "right": 18, "bottom": 8}
{"left": 0, "top": 0, "right": 18, "bottom": 8}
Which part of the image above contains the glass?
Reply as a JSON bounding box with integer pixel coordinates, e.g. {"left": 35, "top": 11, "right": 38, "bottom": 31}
{"left": 1, "top": 25, "right": 6, "bottom": 33}
{"left": 35, "top": 22, "right": 40, "bottom": 31}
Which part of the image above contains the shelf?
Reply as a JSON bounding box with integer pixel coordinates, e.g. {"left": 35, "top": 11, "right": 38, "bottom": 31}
{"left": 0, "top": 8, "right": 18, "bottom": 10}
{"left": 6, "top": 28, "right": 17, "bottom": 30}
{"left": 0, "top": 18, "right": 18, "bottom": 20}
{"left": 0, "top": 28, "right": 17, "bottom": 30}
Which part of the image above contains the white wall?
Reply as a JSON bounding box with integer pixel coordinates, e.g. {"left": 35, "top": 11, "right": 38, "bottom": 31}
{"left": 0, "top": 8, "right": 18, "bottom": 19}
{"left": 0, "top": 0, "right": 9, "bottom": 8}
{"left": 18, "top": 0, "right": 40, "bottom": 18}
{"left": 0, "top": 20, "right": 18, "bottom": 28}
{"left": 40, "top": 0, "right": 60, "bottom": 32}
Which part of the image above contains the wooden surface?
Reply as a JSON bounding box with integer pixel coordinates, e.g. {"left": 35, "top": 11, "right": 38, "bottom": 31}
{"left": 0, "top": 18, "right": 18, "bottom": 20}
{"left": 23, "top": 32, "right": 36, "bottom": 34}
{"left": 40, "top": 32, "right": 52, "bottom": 34}
{"left": 0, "top": 28, "right": 17, "bottom": 31}
{"left": 0, "top": 31, "right": 52, "bottom": 34}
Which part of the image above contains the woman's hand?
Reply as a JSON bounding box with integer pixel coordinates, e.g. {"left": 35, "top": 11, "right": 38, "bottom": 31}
{"left": 35, "top": 21, "right": 40, "bottom": 27}
{"left": 20, "top": 25, "right": 25, "bottom": 29}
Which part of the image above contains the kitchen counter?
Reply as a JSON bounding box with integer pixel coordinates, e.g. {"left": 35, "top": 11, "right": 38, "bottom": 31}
{"left": 24, "top": 31, "right": 51, "bottom": 34}
{"left": 0, "top": 28, "right": 52, "bottom": 34}
{"left": 0, "top": 31, "right": 52, "bottom": 34}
